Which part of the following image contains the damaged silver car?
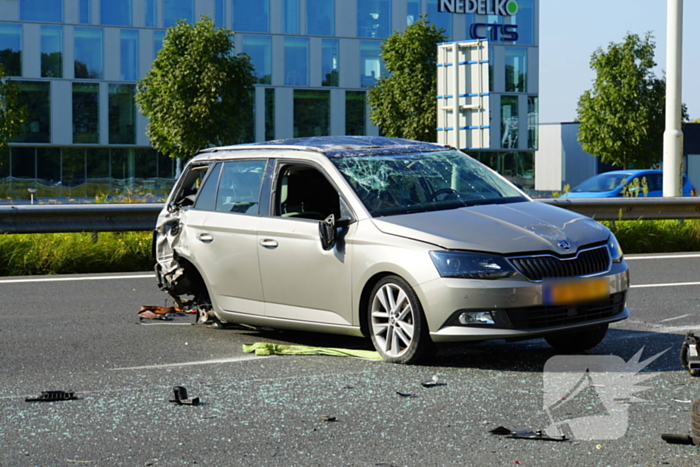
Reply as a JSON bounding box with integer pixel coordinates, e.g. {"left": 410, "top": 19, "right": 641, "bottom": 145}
{"left": 154, "top": 136, "right": 629, "bottom": 364}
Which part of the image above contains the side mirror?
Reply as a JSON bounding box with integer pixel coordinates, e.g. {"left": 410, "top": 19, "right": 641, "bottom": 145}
{"left": 319, "top": 214, "right": 352, "bottom": 251}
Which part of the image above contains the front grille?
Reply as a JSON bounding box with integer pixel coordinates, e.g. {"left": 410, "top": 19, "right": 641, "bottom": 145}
{"left": 504, "top": 292, "right": 626, "bottom": 329}
{"left": 509, "top": 245, "right": 610, "bottom": 281}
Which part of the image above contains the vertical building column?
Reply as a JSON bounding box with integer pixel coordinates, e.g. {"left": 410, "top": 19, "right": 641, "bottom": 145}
{"left": 52, "top": 81, "right": 73, "bottom": 146}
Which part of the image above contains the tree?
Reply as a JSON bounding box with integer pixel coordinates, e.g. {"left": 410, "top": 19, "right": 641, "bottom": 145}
{"left": 0, "top": 65, "right": 28, "bottom": 152}
{"left": 367, "top": 16, "right": 447, "bottom": 142}
{"left": 576, "top": 32, "right": 686, "bottom": 169}
{"left": 136, "top": 18, "right": 256, "bottom": 160}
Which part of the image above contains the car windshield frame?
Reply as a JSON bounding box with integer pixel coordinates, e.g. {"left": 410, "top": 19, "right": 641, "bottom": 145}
{"left": 329, "top": 149, "right": 526, "bottom": 217}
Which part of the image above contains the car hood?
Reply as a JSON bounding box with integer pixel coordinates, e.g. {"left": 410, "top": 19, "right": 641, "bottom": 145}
{"left": 370, "top": 201, "right": 609, "bottom": 254}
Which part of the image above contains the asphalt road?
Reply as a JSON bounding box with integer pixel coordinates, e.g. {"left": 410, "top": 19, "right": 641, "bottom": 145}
{"left": 1, "top": 253, "right": 700, "bottom": 466}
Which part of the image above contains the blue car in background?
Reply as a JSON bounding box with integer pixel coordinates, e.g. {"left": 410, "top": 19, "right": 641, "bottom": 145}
{"left": 563, "top": 170, "right": 697, "bottom": 198}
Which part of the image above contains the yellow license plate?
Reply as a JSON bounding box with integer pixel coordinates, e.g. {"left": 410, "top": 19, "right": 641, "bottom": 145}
{"left": 543, "top": 277, "right": 609, "bottom": 306}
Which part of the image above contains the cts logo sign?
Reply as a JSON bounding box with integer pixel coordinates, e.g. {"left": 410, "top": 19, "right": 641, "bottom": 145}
{"left": 438, "top": 0, "right": 519, "bottom": 16}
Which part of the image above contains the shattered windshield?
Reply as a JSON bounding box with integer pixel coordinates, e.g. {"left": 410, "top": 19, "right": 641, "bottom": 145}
{"left": 330, "top": 150, "right": 526, "bottom": 217}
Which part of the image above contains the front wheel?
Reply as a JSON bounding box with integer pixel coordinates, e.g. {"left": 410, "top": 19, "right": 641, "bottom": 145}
{"left": 368, "top": 275, "right": 433, "bottom": 364}
{"left": 545, "top": 324, "right": 609, "bottom": 353}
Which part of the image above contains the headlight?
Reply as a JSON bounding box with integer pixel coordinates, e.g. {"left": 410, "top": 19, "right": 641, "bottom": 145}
{"left": 607, "top": 234, "right": 624, "bottom": 263}
{"left": 430, "top": 251, "right": 515, "bottom": 280}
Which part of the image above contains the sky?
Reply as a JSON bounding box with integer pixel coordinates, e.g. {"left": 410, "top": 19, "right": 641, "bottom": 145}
{"left": 539, "top": 0, "right": 700, "bottom": 123}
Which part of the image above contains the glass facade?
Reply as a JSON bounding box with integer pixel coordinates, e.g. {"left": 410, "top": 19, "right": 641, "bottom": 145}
{"left": 265, "top": 88, "right": 275, "bottom": 141}
{"left": 242, "top": 36, "right": 271, "bottom": 85}
{"left": 528, "top": 96, "right": 539, "bottom": 150}
{"left": 294, "top": 90, "right": 329, "bottom": 138}
{"left": 14, "top": 82, "right": 50, "bottom": 143}
{"left": 283, "top": 0, "right": 300, "bottom": 34}
{"left": 0, "top": 24, "right": 22, "bottom": 76}
{"left": 346, "top": 91, "right": 366, "bottom": 135}
{"left": 101, "top": 1, "right": 132, "bottom": 26}
{"left": 407, "top": 0, "right": 421, "bottom": 25}
{"left": 360, "top": 41, "right": 384, "bottom": 87}
{"left": 153, "top": 30, "right": 165, "bottom": 57}
{"left": 285, "top": 38, "right": 309, "bottom": 86}
{"left": 20, "top": 0, "right": 63, "bottom": 23}
{"left": 144, "top": 0, "right": 157, "bottom": 27}
{"left": 109, "top": 84, "right": 136, "bottom": 144}
{"left": 73, "top": 83, "right": 100, "bottom": 144}
{"left": 501, "top": 96, "right": 519, "bottom": 149}
{"left": 505, "top": 48, "right": 527, "bottom": 92}
{"left": 215, "top": 0, "right": 226, "bottom": 28}
{"left": 163, "top": 0, "right": 193, "bottom": 28}
{"left": 427, "top": 0, "right": 452, "bottom": 39}
{"left": 357, "top": 0, "right": 391, "bottom": 38}
{"left": 79, "top": 0, "right": 91, "bottom": 24}
{"left": 321, "top": 39, "right": 339, "bottom": 86}
{"left": 74, "top": 28, "right": 103, "bottom": 79}
{"left": 308, "top": 0, "right": 334, "bottom": 36}
{"left": 233, "top": 0, "right": 270, "bottom": 33}
{"left": 120, "top": 30, "right": 138, "bottom": 81}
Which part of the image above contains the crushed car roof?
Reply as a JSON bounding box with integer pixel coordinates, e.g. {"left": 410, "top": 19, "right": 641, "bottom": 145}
{"left": 198, "top": 136, "right": 448, "bottom": 158}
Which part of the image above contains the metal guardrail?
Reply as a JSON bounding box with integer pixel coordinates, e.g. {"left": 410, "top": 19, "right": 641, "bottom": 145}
{"left": 1, "top": 197, "right": 699, "bottom": 234}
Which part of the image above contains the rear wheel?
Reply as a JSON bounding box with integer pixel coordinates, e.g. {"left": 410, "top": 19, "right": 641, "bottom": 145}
{"left": 545, "top": 324, "right": 609, "bottom": 353}
{"left": 368, "top": 275, "right": 433, "bottom": 364}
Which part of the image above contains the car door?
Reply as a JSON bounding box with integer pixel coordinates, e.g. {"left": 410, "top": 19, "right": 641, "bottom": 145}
{"left": 185, "top": 159, "right": 268, "bottom": 315}
{"left": 256, "top": 162, "right": 354, "bottom": 326}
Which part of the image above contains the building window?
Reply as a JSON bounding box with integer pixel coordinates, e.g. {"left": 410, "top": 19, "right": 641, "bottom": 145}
{"left": 74, "top": 27, "right": 103, "bottom": 79}
{"left": 0, "top": 24, "right": 22, "bottom": 77}
{"left": 13, "top": 82, "right": 50, "bottom": 143}
{"left": 164, "top": 0, "right": 193, "bottom": 28}
{"left": 346, "top": 91, "right": 366, "bottom": 135}
{"left": 79, "top": 0, "right": 91, "bottom": 24}
{"left": 233, "top": 0, "right": 270, "bottom": 33}
{"left": 109, "top": 84, "right": 136, "bottom": 145}
{"left": 215, "top": 0, "right": 226, "bottom": 28}
{"left": 242, "top": 36, "right": 271, "bottom": 85}
{"left": 41, "top": 26, "right": 62, "bottom": 78}
{"left": 73, "top": 83, "right": 100, "bottom": 143}
{"left": 20, "top": 0, "right": 63, "bottom": 23}
{"left": 294, "top": 90, "right": 329, "bottom": 137}
{"left": 505, "top": 48, "right": 527, "bottom": 92}
{"left": 265, "top": 88, "right": 275, "bottom": 141}
{"left": 120, "top": 30, "right": 138, "bottom": 81}
{"left": 427, "top": 0, "right": 452, "bottom": 39}
{"left": 509, "top": 0, "right": 534, "bottom": 46}
{"left": 283, "top": 0, "right": 300, "bottom": 34}
{"left": 321, "top": 39, "right": 338, "bottom": 86}
{"left": 501, "top": 96, "right": 518, "bottom": 149}
{"left": 62, "top": 148, "right": 86, "bottom": 188}
{"left": 360, "top": 41, "right": 384, "bottom": 87}
{"left": 86, "top": 148, "right": 110, "bottom": 180}
{"left": 407, "top": 0, "right": 421, "bottom": 25}
{"left": 357, "top": 0, "right": 391, "bottom": 38}
{"left": 12, "top": 147, "right": 36, "bottom": 179}
{"left": 145, "top": 0, "right": 157, "bottom": 27}
{"left": 307, "top": 0, "right": 334, "bottom": 36}
{"left": 285, "top": 38, "right": 309, "bottom": 86}
{"left": 38, "top": 148, "right": 62, "bottom": 185}
{"left": 101, "top": 1, "right": 132, "bottom": 26}
{"left": 528, "top": 96, "right": 538, "bottom": 150}
{"left": 153, "top": 30, "right": 165, "bottom": 58}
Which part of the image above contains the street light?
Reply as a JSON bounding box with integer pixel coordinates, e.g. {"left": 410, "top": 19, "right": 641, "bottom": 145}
{"left": 28, "top": 187, "right": 37, "bottom": 205}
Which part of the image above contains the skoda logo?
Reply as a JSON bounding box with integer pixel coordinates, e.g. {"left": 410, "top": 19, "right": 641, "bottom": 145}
{"left": 558, "top": 240, "right": 572, "bottom": 251}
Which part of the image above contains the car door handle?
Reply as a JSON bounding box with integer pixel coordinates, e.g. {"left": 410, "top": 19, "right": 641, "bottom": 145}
{"left": 198, "top": 233, "right": 214, "bottom": 243}
{"left": 259, "top": 239, "right": 278, "bottom": 248}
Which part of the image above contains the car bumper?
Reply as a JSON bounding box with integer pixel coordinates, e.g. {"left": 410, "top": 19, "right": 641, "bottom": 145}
{"left": 417, "top": 265, "right": 630, "bottom": 343}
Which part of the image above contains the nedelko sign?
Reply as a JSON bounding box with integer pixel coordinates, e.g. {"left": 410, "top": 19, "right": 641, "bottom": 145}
{"left": 438, "top": 0, "right": 520, "bottom": 41}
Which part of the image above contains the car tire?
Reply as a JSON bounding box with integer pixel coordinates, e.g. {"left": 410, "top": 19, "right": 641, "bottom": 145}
{"left": 368, "top": 275, "right": 433, "bottom": 364}
{"left": 544, "top": 324, "right": 609, "bottom": 353}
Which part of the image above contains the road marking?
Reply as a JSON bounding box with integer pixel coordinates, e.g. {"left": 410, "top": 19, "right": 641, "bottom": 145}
{"left": 631, "top": 281, "right": 700, "bottom": 289}
{"left": 659, "top": 314, "right": 693, "bottom": 323}
{"left": 110, "top": 356, "right": 269, "bottom": 370}
{"left": 626, "top": 254, "right": 700, "bottom": 260}
{"left": 0, "top": 274, "right": 154, "bottom": 284}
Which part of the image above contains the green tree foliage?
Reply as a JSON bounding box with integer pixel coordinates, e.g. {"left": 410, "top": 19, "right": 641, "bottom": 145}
{"left": 577, "top": 33, "right": 686, "bottom": 169}
{"left": 0, "top": 65, "right": 28, "bottom": 151}
{"left": 368, "top": 17, "right": 446, "bottom": 142}
{"left": 136, "top": 18, "right": 256, "bottom": 160}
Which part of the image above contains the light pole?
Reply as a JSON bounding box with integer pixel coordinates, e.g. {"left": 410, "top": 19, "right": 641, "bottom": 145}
{"left": 663, "top": 0, "right": 683, "bottom": 197}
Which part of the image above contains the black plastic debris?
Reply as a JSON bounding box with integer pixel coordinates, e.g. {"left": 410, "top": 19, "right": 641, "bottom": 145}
{"left": 26, "top": 390, "right": 77, "bottom": 402}
{"left": 489, "top": 426, "right": 568, "bottom": 442}
{"left": 680, "top": 332, "right": 700, "bottom": 376}
{"left": 421, "top": 375, "right": 446, "bottom": 388}
{"left": 169, "top": 386, "right": 200, "bottom": 406}
{"left": 396, "top": 391, "right": 417, "bottom": 398}
{"left": 319, "top": 416, "right": 337, "bottom": 422}
{"left": 661, "top": 433, "right": 695, "bottom": 445}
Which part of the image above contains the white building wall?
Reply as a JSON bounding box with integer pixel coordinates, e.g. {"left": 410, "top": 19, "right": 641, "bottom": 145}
{"left": 535, "top": 123, "right": 564, "bottom": 191}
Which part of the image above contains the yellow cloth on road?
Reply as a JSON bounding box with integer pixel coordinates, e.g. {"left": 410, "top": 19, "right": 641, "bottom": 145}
{"left": 243, "top": 342, "right": 383, "bottom": 360}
